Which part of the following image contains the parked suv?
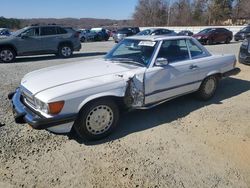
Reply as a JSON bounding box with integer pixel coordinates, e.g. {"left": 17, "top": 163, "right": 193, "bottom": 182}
{"left": 234, "top": 26, "right": 250, "bottom": 41}
{"left": 193, "top": 28, "right": 232, "bottom": 45}
{"left": 0, "top": 25, "right": 81, "bottom": 63}
{"left": 113, "top": 27, "right": 140, "bottom": 43}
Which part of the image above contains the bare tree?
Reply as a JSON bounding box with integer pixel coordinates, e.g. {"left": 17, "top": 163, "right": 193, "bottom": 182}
{"left": 133, "top": 0, "right": 169, "bottom": 26}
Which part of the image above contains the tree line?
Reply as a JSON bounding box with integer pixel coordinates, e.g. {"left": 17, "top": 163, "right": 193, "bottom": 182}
{"left": 0, "top": 17, "right": 21, "bottom": 29}
{"left": 133, "top": 0, "right": 250, "bottom": 26}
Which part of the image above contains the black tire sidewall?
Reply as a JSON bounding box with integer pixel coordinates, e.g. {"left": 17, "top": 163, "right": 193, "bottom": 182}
{"left": 0, "top": 48, "right": 16, "bottom": 63}
{"left": 73, "top": 99, "right": 119, "bottom": 141}
{"left": 58, "top": 45, "right": 73, "bottom": 58}
{"left": 197, "top": 76, "right": 218, "bottom": 100}
{"left": 80, "top": 37, "right": 85, "bottom": 42}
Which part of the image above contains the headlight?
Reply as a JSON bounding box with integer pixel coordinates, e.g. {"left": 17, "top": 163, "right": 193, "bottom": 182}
{"left": 34, "top": 98, "right": 64, "bottom": 115}
{"left": 34, "top": 98, "right": 49, "bottom": 114}
{"left": 242, "top": 39, "right": 249, "bottom": 46}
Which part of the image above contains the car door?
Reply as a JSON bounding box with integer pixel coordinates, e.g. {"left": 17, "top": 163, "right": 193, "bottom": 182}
{"left": 40, "top": 26, "right": 61, "bottom": 52}
{"left": 15, "top": 27, "right": 42, "bottom": 54}
{"left": 144, "top": 39, "right": 201, "bottom": 105}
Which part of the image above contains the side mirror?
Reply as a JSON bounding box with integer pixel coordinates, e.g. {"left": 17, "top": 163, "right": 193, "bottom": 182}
{"left": 20, "top": 33, "right": 29, "bottom": 39}
{"left": 155, "top": 57, "right": 169, "bottom": 66}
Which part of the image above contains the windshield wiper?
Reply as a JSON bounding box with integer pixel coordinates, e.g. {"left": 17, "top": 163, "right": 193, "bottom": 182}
{"left": 109, "top": 58, "right": 145, "bottom": 67}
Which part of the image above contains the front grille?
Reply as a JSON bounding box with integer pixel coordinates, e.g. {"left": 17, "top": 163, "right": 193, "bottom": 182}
{"left": 20, "top": 87, "right": 36, "bottom": 108}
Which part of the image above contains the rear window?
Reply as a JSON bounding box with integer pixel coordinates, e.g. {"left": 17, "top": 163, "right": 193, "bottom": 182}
{"left": 40, "top": 27, "right": 57, "bottom": 36}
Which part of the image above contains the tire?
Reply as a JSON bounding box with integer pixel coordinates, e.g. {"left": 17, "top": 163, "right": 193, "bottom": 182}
{"left": 80, "top": 37, "right": 86, "bottom": 43}
{"left": 225, "top": 37, "right": 231, "bottom": 44}
{"left": 206, "top": 39, "right": 213, "bottom": 45}
{"left": 196, "top": 76, "right": 218, "bottom": 101}
{"left": 73, "top": 99, "right": 119, "bottom": 141}
{"left": 58, "top": 44, "right": 73, "bottom": 58}
{"left": 0, "top": 48, "right": 16, "bottom": 63}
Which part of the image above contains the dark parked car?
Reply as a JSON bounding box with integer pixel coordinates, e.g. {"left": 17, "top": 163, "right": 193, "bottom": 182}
{"left": 137, "top": 28, "right": 176, "bottom": 36}
{"left": 239, "top": 37, "right": 250, "bottom": 65}
{"left": 113, "top": 27, "right": 140, "bottom": 43}
{"left": 193, "top": 28, "right": 233, "bottom": 45}
{"left": 177, "top": 30, "right": 193, "bottom": 36}
{"left": 0, "top": 28, "right": 11, "bottom": 36}
{"left": 91, "top": 28, "right": 110, "bottom": 41}
{"left": 234, "top": 26, "right": 250, "bottom": 41}
{"left": 0, "top": 25, "right": 81, "bottom": 63}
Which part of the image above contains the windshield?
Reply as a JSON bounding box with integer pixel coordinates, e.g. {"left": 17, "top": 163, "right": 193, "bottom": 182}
{"left": 12, "top": 27, "right": 29, "bottom": 36}
{"left": 198, "top": 28, "right": 213, "bottom": 34}
{"left": 105, "top": 39, "right": 157, "bottom": 66}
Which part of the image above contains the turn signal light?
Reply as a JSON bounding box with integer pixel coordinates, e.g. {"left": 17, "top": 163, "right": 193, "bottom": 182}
{"left": 48, "top": 101, "right": 65, "bottom": 115}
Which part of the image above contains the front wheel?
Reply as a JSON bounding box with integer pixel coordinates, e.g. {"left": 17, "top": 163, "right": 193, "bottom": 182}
{"left": 73, "top": 99, "right": 119, "bottom": 141}
{"left": 58, "top": 45, "right": 73, "bottom": 58}
{"left": 206, "top": 39, "right": 213, "bottom": 45}
{"left": 196, "top": 76, "right": 218, "bottom": 101}
{"left": 0, "top": 48, "right": 16, "bottom": 63}
{"left": 225, "top": 37, "right": 231, "bottom": 44}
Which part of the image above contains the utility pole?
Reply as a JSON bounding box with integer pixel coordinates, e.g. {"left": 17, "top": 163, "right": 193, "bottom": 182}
{"left": 167, "top": 0, "right": 172, "bottom": 26}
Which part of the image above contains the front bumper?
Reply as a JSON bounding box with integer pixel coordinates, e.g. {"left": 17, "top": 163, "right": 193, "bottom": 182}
{"left": 234, "top": 35, "right": 244, "bottom": 41}
{"left": 9, "top": 88, "right": 77, "bottom": 130}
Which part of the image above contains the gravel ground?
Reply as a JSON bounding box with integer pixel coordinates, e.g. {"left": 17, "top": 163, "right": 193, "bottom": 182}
{"left": 0, "top": 40, "right": 250, "bottom": 188}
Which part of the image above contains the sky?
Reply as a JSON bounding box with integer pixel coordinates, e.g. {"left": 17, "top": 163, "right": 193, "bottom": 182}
{"left": 1, "top": 0, "right": 138, "bottom": 20}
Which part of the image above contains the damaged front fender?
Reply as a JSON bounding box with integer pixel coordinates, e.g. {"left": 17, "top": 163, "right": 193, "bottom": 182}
{"left": 124, "top": 74, "right": 144, "bottom": 108}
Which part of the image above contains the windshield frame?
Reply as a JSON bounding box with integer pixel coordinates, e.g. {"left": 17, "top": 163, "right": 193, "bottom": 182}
{"left": 11, "top": 27, "right": 30, "bottom": 37}
{"left": 105, "top": 39, "right": 159, "bottom": 68}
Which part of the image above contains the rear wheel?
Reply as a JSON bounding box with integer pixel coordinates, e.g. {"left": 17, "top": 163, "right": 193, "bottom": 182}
{"left": 58, "top": 44, "right": 73, "bottom": 58}
{"left": 80, "top": 37, "right": 86, "bottom": 43}
{"left": 0, "top": 48, "right": 16, "bottom": 63}
{"left": 196, "top": 76, "right": 218, "bottom": 101}
{"left": 73, "top": 99, "right": 119, "bottom": 141}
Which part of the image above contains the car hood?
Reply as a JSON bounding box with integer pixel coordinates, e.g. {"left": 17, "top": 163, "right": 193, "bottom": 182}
{"left": 0, "top": 35, "right": 12, "bottom": 40}
{"left": 21, "top": 58, "right": 142, "bottom": 95}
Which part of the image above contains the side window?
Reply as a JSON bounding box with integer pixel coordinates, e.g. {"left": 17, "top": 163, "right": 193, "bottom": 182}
{"left": 157, "top": 39, "right": 190, "bottom": 63}
{"left": 40, "top": 27, "right": 57, "bottom": 36}
{"left": 152, "top": 30, "right": 161, "bottom": 35}
{"left": 22, "top": 28, "right": 39, "bottom": 37}
{"left": 161, "top": 29, "right": 170, "bottom": 34}
{"left": 187, "top": 39, "right": 206, "bottom": 59}
{"left": 57, "top": 27, "right": 67, "bottom": 34}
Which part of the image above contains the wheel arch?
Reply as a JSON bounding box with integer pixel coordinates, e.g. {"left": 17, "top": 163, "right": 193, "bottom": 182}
{"left": 206, "top": 71, "right": 222, "bottom": 79}
{"left": 0, "top": 44, "right": 17, "bottom": 55}
{"left": 57, "top": 41, "right": 73, "bottom": 49}
{"left": 77, "top": 91, "right": 126, "bottom": 113}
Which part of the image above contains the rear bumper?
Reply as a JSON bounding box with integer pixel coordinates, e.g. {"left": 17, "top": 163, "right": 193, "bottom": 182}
{"left": 74, "top": 43, "right": 82, "bottom": 51}
{"left": 222, "top": 67, "right": 241, "bottom": 77}
{"left": 9, "top": 88, "right": 77, "bottom": 130}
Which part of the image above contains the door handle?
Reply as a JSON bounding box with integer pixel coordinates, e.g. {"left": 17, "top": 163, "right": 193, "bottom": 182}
{"left": 189, "top": 65, "right": 199, "bottom": 70}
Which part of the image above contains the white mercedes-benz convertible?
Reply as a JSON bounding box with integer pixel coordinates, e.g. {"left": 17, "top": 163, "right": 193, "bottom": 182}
{"left": 9, "top": 35, "right": 240, "bottom": 140}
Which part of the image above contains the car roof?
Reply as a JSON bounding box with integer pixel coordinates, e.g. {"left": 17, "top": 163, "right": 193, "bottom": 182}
{"left": 126, "top": 35, "right": 192, "bottom": 41}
